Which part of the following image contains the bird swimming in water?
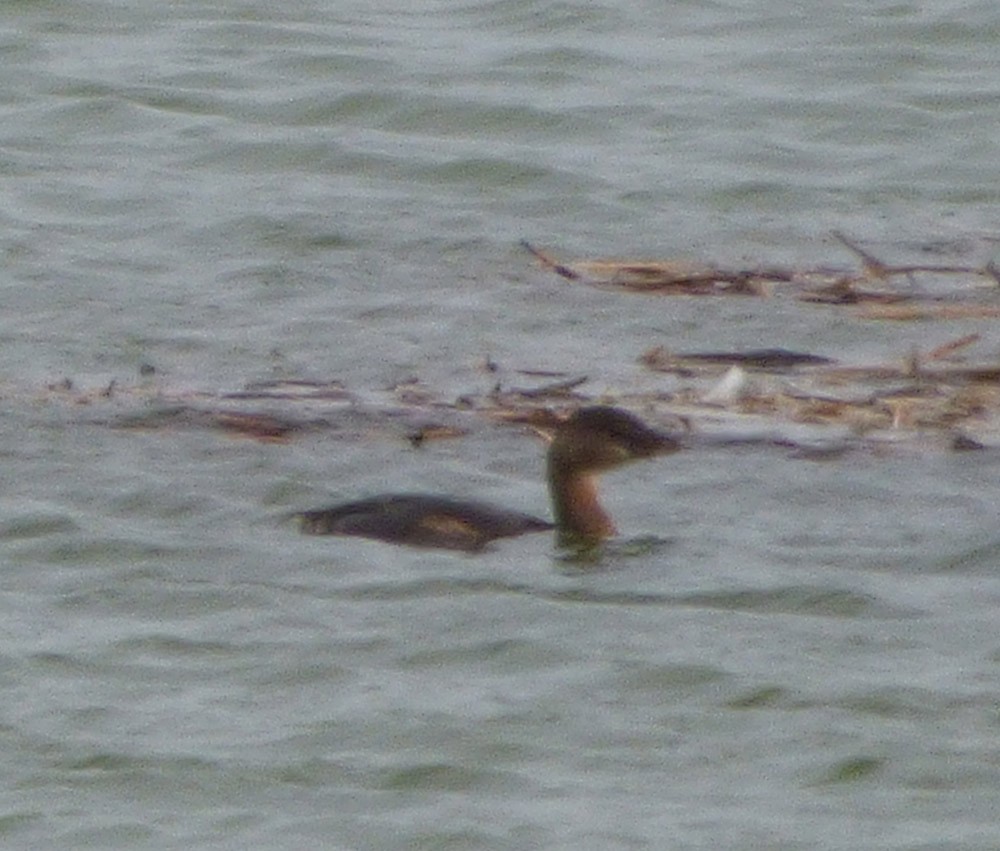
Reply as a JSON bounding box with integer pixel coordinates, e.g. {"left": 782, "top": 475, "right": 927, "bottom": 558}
{"left": 298, "top": 405, "right": 678, "bottom": 552}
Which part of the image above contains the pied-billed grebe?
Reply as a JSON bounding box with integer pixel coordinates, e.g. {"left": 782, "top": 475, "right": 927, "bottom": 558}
{"left": 298, "top": 406, "right": 678, "bottom": 551}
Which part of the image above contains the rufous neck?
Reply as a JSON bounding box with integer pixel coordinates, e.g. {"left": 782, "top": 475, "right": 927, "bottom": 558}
{"left": 547, "top": 464, "right": 617, "bottom": 547}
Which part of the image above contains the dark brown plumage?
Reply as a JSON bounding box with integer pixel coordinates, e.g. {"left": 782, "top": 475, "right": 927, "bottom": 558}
{"left": 298, "top": 406, "right": 678, "bottom": 551}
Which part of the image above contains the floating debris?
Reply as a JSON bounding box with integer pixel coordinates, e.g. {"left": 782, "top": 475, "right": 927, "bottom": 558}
{"left": 642, "top": 347, "right": 834, "bottom": 373}
{"left": 522, "top": 240, "right": 783, "bottom": 295}
{"left": 524, "top": 234, "right": 999, "bottom": 310}
{"left": 702, "top": 366, "right": 757, "bottom": 406}
{"left": 222, "top": 379, "right": 351, "bottom": 401}
{"left": 211, "top": 412, "right": 306, "bottom": 443}
{"left": 16, "top": 236, "right": 1000, "bottom": 456}
{"left": 407, "top": 424, "right": 469, "bottom": 448}
{"left": 503, "top": 375, "right": 589, "bottom": 399}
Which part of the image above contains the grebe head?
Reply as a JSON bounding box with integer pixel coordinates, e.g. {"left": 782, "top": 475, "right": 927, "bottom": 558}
{"left": 547, "top": 406, "right": 678, "bottom": 474}
{"left": 544, "top": 406, "right": 678, "bottom": 548}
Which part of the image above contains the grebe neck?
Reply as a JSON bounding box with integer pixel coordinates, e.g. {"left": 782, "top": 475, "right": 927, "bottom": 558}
{"left": 547, "top": 463, "right": 617, "bottom": 547}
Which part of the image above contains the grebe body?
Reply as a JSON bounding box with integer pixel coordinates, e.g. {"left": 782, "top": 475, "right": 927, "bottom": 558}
{"left": 299, "top": 406, "right": 677, "bottom": 551}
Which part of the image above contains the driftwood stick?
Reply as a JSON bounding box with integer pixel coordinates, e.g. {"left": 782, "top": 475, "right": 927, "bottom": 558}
{"left": 521, "top": 241, "right": 580, "bottom": 280}
{"left": 832, "top": 231, "right": 984, "bottom": 278}
{"left": 831, "top": 230, "right": 891, "bottom": 278}
{"left": 926, "top": 333, "right": 981, "bottom": 362}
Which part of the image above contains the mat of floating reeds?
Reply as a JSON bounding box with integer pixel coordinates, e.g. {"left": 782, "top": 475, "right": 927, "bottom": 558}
{"left": 523, "top": 232, "right": 1000, "bottom": 306}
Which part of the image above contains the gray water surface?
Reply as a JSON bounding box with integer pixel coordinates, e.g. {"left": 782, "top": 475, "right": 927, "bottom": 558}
{"left": 2, "top": 1, "right": 1000, "bottom": 848}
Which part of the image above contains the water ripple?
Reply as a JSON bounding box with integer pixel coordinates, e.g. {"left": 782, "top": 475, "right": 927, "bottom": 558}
{"left": 337, "top": 576, "right": 910, "bottom": 619}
